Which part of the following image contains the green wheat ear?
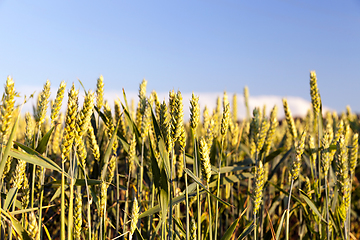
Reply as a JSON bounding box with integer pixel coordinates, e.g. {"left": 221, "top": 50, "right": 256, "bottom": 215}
{"left": 321, "top": 130, "right": 331, "bottom": 176}
{"left": 99, "top": 181, "right": 108, "bottom": 219}
{"left": 199, "top": 137, "right": 211, "bottom": 184}
{"left": 130, "top": 197, "right": 140, "bottom": 235}
{"left": 87, "top": 124, "right": 100, "bottom": 162}
{"left": 290, "top": 130, "right": 306, "bottom": 180}
{"left": 257, "top": 117, "right": 269, "bottom": 152}
{"left": 74, "top": 190, "right": 82, "bottom": 239}
{"left": 263, "top": 105, "right": 278, "bottom": 155}
{"left": 220, "top": 102, "right": 230, "bottom": 137}
{"left": 128, "top": 134, "right": 137, "bottom": 172}
{"left": 76, "top": 90, "right": 95, "bottom": 139}
{"left": 138, "top": 79, "right": 147, "bottom": 114}
{"left": 244, "top": 85, "right": 250, "bottom": 119}
{"left": 190, "top": 93, "right": 200, "bottom": 132}
{"left": 51, "top": 80, "right": 66, "bottom": 126}
{"left": 0, "top": 76, "right": 16, "bottom": 147}
{"left": 253, "top": 161, "right": 265, "bottom": 215}
{"left": 350, "top": 133, "right": 358, "bottom": 177}
{"left": 96, "top": 75, "right": 104, "bottom": 111}
{"left": 141, "top": 100, "right": 151, "bottom": 140}
{"left": 335, "top": 135, "right": 350, "bottom": 223}
{"left": 159, "top": 100, "right": 173, "bottom": 153}
{"left": 35, "top": 80, "right": 51, "bottom": 126}
{"left": 28, "top": 211, "right": 40, "bottom": 240}
{"left": 170, "top": 90, "right": 185, "bottom": 144}
{"left": 190, "top": 218, "right": 197, "bottom": 240}
{"left": 61, "top": 83, "right": 79, "bottom": 161}
{"left": 232, "top": 93, "right": 237, "bottom": 123}
{"left": 282, "top": 98, "right": 297, "bottom": 142}
{"left": 310, "top": 71, "right": 321, "bottom": 115}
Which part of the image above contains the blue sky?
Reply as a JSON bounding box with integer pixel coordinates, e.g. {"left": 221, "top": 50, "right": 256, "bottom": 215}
{"left": 1, "top": 0, "right": 360, "bottom": 113}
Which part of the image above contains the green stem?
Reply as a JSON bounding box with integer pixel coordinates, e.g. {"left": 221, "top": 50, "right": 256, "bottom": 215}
{"left": 169, "top": 149, "right": 174, "bottom": 240}
{"left": 115, "top": 161, "right": 120, "bottom": 236}
{"left": 31, "top": 165, "right": 36, "bottom": 209}
{"left": 82, "top": 167, "right": 92, "bottom": 240}
{"left": 325, "top": 175, "right": 330, "bottom": 240}
{"left": 286, "top": 179, "right": 294, "bottom": 240}
{"left": 347, "top": 173, "right": 354, "bottom": 240}
{"left": 183, "top": 150, "right": 189, "bottom": 240}
{"left": 38, "top": 167, "right": 45, "bottom": 240}
{"left": 138, "top": 138, "right": 145, "bottom": 231}
{"left": 139, "top": 138, "right": 145, "bottom": 202}
{"left": 68, "top": 177, "right": 74, "bottom": 240}
{"left": 207, "top": 183, "right": 212, "bottom": 240}
{"left": 215, "top": 137, "right": 224, "bottom": 239}
{"left": 124, "top": 169, "right": 131, "bottom": 235}
{"left": 193, "top": 133, "right": 201, "bottom": 240}
{"left": 254, "top": 213, "right": 257, "bottom": 240}
{"left": 9, "top": 189, "right": 18, "bottom": 240}
{"left": 148, "top": 183, "right": 155, "bottom": 239}
{"left": 61, "top": 160, "right": 66, "bottom": 240}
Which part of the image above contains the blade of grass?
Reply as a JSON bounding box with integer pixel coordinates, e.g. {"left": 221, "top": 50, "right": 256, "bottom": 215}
{"left": 237, "top": 220, "right": 255, "bottom": 240}
{"left": 220, "top": 217, "right": 240, "bottom": 240}
{"left": 10, "top": 146, "right": 69, "bottom": 177}
{"left": 35, "top": 126, "right": 55, "bottom": 154}
{"left": 4, "top": 187, "right": 17, "bottom": 211}
{"left": 0, "top": 110, "right": 20, "bottom": 178}
{"left": 275, "top": 210, "right": 287, "bottom": 240}
{"left": 0, "top": 208, "right": 31, "bottom": 240}
{"left": 184, "top": 168, "right": 231, "bottom": 207}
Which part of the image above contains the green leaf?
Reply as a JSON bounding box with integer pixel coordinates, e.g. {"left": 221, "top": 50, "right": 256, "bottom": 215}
{"left": 266, "top": 148, "right": 292, "bottom": 183}
{"left": 139, "top": 187, "right": 206, "bottom": 219}
{"left": 0, "top": 209, "right": 31, "bottom": 240}
{"left": 239, "top": 144, "right": 251, "bottom": 158}
{"left": 46, "top": 179, "right": 123, "bottom": 188}
{"left": 122, "top": 88, "right": 130, "bottom": 112}
{"left": 10, "top": 147, "right": 69, "bottom": 178}
{"left": 117, "top": 131, "right": 130, "bottom": 153}
{"left": 184, "top": 168, "right": 231, "bottom": 207}
{"left": 101, "top": 118, "right": 120, "bottom": 181}
{"left": 43, "top": 224, "right": 53, "bottom": 240}
{"left": 150, "top": 106, "right": 162, "bottom": 143}
{"left": 50, "top": 186, "right": 63, "bottom": 203}
{"left": 121, "top": 103, "right": 140, "bottom": 137}
{"left": 12, "top": 205, "right": 55, "bottom": 215}
{"left": 77, "top": 79, "right": 88, "bottom": 95}
{"left": 35, "top": 126, "right": 55, "bottom": 154}
{"left": 4, "top": 187, "right": 17, "bottom": 211}
{"left": 267, "top": 181, "right": 302, "bottom": 204}
{"left": 220, "top": 217, "right": 240, "bottom": 240}
{"left": 237, "top": 220, "right": 255, "bottom": 240}
{"left": 134, "top": 228, "right": 145, "bottom": 240}
{"left": 317, "top": 108, "right": 324, "bottom": 143}
{"left": 158, "top": 138, "right": 170, "bottom": 180}
{"left": 139, "top": 205, "right": 161, "bottom": 219}
{"left": 299, "top": 189, "right": 326, "bottom": 223}
{"left": 149, "top": 140, "right": 161, "bottom": 190}
{"left": 275, "top": 210, "right": 287, "bottom": 240}
{"left": 264, "top": 148, "right": 285, "bottom": 163}
{"left": 0, "top": 111, "right": 20, "bottom": 178}
{"left": 173, "top": 216, "right": 186, "bottom": 238}
{"left": 159, "top": 168, "right": 169, "bottom": 224}
{"left": 208, "top": 172, "right": 253, "bottom": 188}
{"left": 217, "top": 165, "right": 252, "bottom": 174}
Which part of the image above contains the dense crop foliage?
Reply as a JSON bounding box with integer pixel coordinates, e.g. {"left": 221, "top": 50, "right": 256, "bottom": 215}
{"left": 0, "top": 72, "right": 359, "bottom": 240}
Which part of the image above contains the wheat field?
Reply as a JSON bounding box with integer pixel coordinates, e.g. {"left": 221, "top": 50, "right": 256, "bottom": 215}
{"left": 0, "top": 71, "right": 358, "bottom": 240}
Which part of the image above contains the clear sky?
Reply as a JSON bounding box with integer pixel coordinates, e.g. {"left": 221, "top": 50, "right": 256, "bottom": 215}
{"left": 1, "top": 0, "right": 359, "bottom": 113}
